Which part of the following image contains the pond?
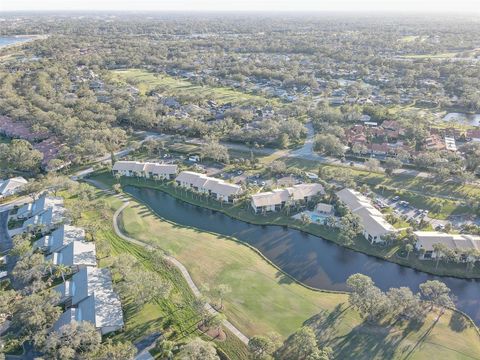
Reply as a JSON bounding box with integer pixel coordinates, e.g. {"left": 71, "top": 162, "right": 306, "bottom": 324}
{"left": 443, "top": 113, "right": 480, "bottom": 127}
{"left": 0, "top": 36, "right": 32, "bottom": 48}
{"left": 124, "top": 185, "right": 480, "bottom": 325}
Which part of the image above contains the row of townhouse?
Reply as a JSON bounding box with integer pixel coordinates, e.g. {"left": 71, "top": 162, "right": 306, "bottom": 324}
{"left": 414, "top": 231, "right": 480, "bottom": 261}
{"left": 15, "top": 195, "right": 67, "bottom": 234}
{"left": 335, "top": 189, "right": 480, "bottom": 262}
{"left": 250, "top": 184, "right": 325, "bottom": 213}
{"left": 175, "top": 171, "right": 244, "bottom": 203}
{"left": 336, "top": 188, "right": 395, "bottom": 244}
{"left": 13, "top": 196, "right": 124, "bottom": 335}
{"left": 112, "top": 161, "right": 177, "bottom": 180}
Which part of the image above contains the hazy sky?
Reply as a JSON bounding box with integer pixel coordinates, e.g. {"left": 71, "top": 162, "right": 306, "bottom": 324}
{"left": 1, "top": 0, "right": 479, "bottom": 13}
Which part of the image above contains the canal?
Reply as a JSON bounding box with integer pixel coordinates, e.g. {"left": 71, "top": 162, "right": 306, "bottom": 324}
{"left": 125, "top": 185, "right": 480, "bottom": 324}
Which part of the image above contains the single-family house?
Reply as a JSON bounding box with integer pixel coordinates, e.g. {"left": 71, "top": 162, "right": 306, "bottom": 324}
{"left": 34, "top": 225, "right": 85, "bottom": 253}
{"left": 112, "top": 161, "right": 177, "bottom": 180}
{"left": 175, "top": 171, "right": 243, "bottom": 203}
{"left": 47, "top": 240, "right": 97, "bottom": 270}
{"left": 336, "top": 188, "right": 395, "bottom": 243}
{"left": 414, "top": 231, "right": 480, "bottom": 260}
{"left": 466, "top": 129, "right": 480, "bottom": 142}
{"left": 0, "top": 177, "right": 27, "bottom": 198}
{"left": 251, "top": 183, "right": 325, "bottom": 213}
{"left": 54, "top": 267, "right": 124, "bottom": 335}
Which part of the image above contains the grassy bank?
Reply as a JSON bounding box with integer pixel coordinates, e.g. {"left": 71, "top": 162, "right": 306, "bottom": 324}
{"left": 63, "top": 190, "right": 250, "bottom": 359}
{"left": 113, "top": 184, "right": 480, "bottom": 359}
{"left": 89, "top": 170, "right": 480, "bottom": 279}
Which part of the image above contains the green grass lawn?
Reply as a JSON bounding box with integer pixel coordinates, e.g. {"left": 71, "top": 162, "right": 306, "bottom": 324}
{"left": 63, "top": 190, "right": 250, "bottom": 360}
{"left": 116, "top": 189, "right": 480, "bottom": 360}
{"left": 90, "top": 170, "right": 480, "bottom": 279}
{"left": 110, "top": 68, "right": 279, "bottom": 106}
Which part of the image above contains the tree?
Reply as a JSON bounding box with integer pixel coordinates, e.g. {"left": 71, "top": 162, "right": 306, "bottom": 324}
{"left": 249, "top": 335, "right": 276, "bottom": 360}
{"left": 384, "top": 158, "right": 402, "bottom": 176}
{"left": 268, "top": 160, "right": 287, "bottom": 175}
{"left": 42, "top": 321, "right": 101, "bottom": 360}
{"left": 155, "top": 338, "right": 175, "bottom": 360}
{"left": 300, "top": 213, "right": 311, "bottom": 226}
{"left": 200, "top": 140, "right": 230, "bottom": 163}
{"left": 405, "top": 243, "right": 414, "bottom": 259}
{"left": 211, "top": 284, "right": 231, "bottom": 310}
{"left": 0, "top": 139, "right": 43, "bottom": 172}
{"left": 177, "top": 338, "right": 219, "bottom": 360}
{"left": 276, "top": 326, "right": 331, "bottom": 360}
{"left": 313, "top": 134, "right": 345, "bottom": 157}
{"left": 419, "top": 280, "right": 455, "bottom": 312}
{"left": 364, "top": 158, "right": 380, "bottom": 173}
{"left": 54, "top": 264, "right": 71, "bottom": 283}
{"left": 12, "top": 253, "right": 49, "bottom": 294}
{"left": 432, "top": 243, "right": 447, "bottom": 269}
{"left": 11, "top": 289, "right": 61, "bottom": 346}
{"left": 93, "top": 339, "right": 136, "bottom": 360}
{"left": 10, "top": 233, "right": 33, "bottom": 258}
{"left": 118, "top": 269, "right": 171, "bottom": 307}
{"left": 387, "top": 287, "right": 425, "bottom": 322}
{"left": 346, "top": 274, "right": 390, "bottom": 322}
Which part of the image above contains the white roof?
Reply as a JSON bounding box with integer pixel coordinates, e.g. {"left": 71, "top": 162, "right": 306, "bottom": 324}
{"left": 0, "top": 177, "right": 27, "bottom": 196}
{"left": 414, "top": 231, "right": 480, "bottom": 252}
{"left": 55, "top": 267, "right": 123, "bottom": 333}
{"left": 251, "top": 183, "right": 325, "bottom": 207}
{"left": 113, "top": 161, "right": 177, "bottom": 175}
{"left": 336, "top": 188, "right": 394, "bottom": 237}
{"left": 48, "top": 240, "right": 97, "bottom": 267}
{"left": 176, "top": 171, "right": 243, "bottom": 197}
{"left": 35, "top": 225, "right": 85, "bottom": 252}
{"left": 315, "top": 203, "right": 334, "bottom": 213}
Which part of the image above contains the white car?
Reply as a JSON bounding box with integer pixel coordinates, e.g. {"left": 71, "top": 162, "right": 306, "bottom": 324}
{"left": 305, "top": 172, "right": 319, "bottom": 180}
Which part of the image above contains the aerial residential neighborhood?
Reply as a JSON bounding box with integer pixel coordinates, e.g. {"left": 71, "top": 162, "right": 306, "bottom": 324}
{"left": 0, "top": 2, "right": 480, "bottom": 360}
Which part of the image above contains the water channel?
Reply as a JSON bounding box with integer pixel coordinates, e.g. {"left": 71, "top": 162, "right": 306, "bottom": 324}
{"left": 124, "top": 185, "right": 480, "bottom": 324}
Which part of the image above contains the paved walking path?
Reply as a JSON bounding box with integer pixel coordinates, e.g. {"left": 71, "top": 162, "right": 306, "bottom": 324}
{"left": 112, "top": 199, "right": 250, "bottom": 345}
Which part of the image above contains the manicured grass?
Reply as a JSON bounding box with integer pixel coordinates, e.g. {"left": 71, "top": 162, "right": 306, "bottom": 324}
{"left": 110, "top": 68, "right": 278, "bottom": 106}
{"left": 117, "top": 189, "right": 480, "bottom": 360}
{"left": 62, "top": 190, "right": 250, "bottom": 359}
{"left": 89, "top": 170, "right": 480, "bottom": 279}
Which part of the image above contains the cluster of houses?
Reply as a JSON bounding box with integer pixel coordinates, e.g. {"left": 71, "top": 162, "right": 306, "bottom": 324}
{"left": 9, "top": 195, "right": 124, "bottom": 335}
{"left": 345, "top": 120, "right": 411, "bottom": 158}
{"left": 413, "top": 231, "right": 480, "bottom": 260}
{"left": 250, "top": 183, "right": 325, "bottom": 213}
{"left": 0, "top": 176, "right": 27, "bottom": 199}
{"left": 0, "top": 115, "right": 68, "bottom": 171}
{"left": 112, "top": 160, "right": 177, "bottom": 180}
{"left": 112, "top": 160, "right": 480, "bottom": 263}
{"left": 335, "top": 188, "right": 480, "bottom": 261}
{"left": 336, "top": 188, "right": 396, "bottom": 244}
{"left": 344, "top": 118, "right": 480, "bottom": 160}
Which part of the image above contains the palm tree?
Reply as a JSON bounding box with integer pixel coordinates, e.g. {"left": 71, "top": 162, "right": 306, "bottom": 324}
{"left": 156, "top": 339, "right": 175, "bottom": 360}
{"left": 432, "top": 243, "right": 446, "bottom": 269}
{"left": 54, "top": 264, "right": 70, "bottom": 283}
{"left": 405, "top": 243, "right": 414, "bottom": 259}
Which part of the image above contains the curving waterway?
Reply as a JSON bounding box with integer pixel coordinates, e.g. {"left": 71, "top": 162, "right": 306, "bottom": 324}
{"left": 124, "top": 185, "right": 480, "bottom": 324}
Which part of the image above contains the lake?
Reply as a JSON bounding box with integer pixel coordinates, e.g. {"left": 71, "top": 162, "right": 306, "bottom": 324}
{"left": 443, "top": 112, "right": 480, "bottom": 127}
{"left": 124, "top": 185, "right": 480, "bottom": 325}
{"left": 0, "top": 36, "right": 32, "bottom": 48}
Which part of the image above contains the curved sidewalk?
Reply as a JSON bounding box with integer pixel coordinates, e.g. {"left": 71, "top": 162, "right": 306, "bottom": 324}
{"left": 113, "top": 201, "right": 249, "bottom": 345}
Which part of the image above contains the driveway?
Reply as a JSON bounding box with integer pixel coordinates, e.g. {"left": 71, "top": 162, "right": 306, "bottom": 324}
{"left": 0, "top": 210, "right": 12, "bottom": 254}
